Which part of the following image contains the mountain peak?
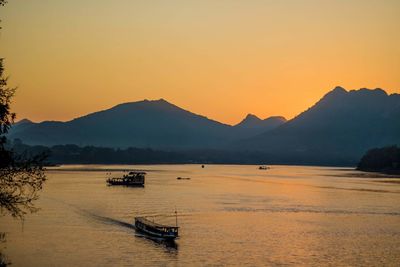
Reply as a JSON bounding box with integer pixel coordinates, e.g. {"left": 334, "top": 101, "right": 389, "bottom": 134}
{"left": 244, "top": 113, "right": 262, "bottom": 122}
{"left": 141, "top": 98, "right": 174, "bottom": 106}
{"left": 322, "top": 87, "right": 390, "bottom": 103}
{"left": 114, "top": 98, "right": 174, "bottom": 109}
{"left": 153, "top": 98, "right": 169, "bottom": 103}
{"left": 317, "top": 86, "right": 348, "bottom": 104}
{"left": 14, "top": 118, "right": 33, "bottom": 125}
{"left": 266, "top": 116, "right": 287, "bottom": 122}
{"left": 235, "top": 114, "right": 262, "bottom": 127}
{"left": 235, "top": 114, "right": 286, "bottom": 132}
{"left": 328, "top": 86, "right": 347, "bottom": 96}
{"left": 333, "top": 86, "right": 346, "bottom": 92}
{"left": 352, "top": 88, "right": 388, "bottom": 97}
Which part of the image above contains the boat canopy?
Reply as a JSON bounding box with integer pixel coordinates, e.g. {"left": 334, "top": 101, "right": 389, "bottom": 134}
{"left": 135, "top": 217, "right": 179, "bottom": 230}
{"left": 128, "top": 171, "right": 146, "bottom": 175}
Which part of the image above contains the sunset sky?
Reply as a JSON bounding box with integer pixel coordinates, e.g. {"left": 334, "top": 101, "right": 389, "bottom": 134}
{"left": 1, "top": 0, "right": 399, "bottom": 125}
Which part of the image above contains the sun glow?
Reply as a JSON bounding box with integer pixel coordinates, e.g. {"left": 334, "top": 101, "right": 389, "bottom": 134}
{"left": 1, "top": 0, "right": 399, "bottom": 124}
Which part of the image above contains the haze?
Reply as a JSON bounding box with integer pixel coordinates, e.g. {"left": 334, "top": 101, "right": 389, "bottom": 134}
{"left": 1, "top": 0, "right": 399, "bottom": 124}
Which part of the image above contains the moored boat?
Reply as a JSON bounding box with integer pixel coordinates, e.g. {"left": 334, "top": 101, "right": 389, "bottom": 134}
{"left": 106, "top": 171, "right": 146, "bottom": 186}
{"left": 134, "top": 215, "right": 179, "bottom": 240}
{"left": 259, "top": 166, "right": 270, "bottom": 170}
{"left": 177, "top": 177, "right": 191, "bottom": 180}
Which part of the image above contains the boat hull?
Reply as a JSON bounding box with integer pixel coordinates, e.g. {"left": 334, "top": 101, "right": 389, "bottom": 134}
{"left": 134, "top": 218, "right": 179, "bottom": 240}
{"left": 135, "top": 226, "right": 178, "bottom": 240}
{"left": 106, "top": 171, "right": 146, "bottom": 187}
{"left": 107, "top": 181, "right": 144, "bottom": 187}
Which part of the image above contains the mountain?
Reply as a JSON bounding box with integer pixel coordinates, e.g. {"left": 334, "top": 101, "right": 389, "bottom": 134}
{"left": 233, "top": 114, "right": 286, "bottom": 137}
{"left": 9, "top": 99, "right": 284, "bottom": 150}
{"left": 236, "top": 87, "right": 400, "bottom": 165}
{"left": 11, "top": 119, "right": 35, "bottom": 133}
{"left": 9, "top": 87, "right": 399, "bottom": 165}
{"left": 9, "top": 99, "right": 236, "bottom": 149}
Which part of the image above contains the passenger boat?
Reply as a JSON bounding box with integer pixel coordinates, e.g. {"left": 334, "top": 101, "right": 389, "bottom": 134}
{"left": 134, "top": 214, "right": 179, "bottom": 240}
{"left": 106, "top": 171, "right": 145, "bottom": 186}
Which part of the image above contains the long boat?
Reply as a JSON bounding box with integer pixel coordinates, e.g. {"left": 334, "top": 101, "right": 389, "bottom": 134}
{"left": 106, "top": 171, "right": 145, "bottom": 186}
{"left": 134, "top": 216, "right": 179, "bottom": 240}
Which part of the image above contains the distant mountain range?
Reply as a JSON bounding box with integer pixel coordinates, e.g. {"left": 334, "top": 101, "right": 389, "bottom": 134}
{"left": 9, "top": 99, "right": 285, "bottom": 150}
{"left": 8, "top": 87, "right": 400, "bottom": 165}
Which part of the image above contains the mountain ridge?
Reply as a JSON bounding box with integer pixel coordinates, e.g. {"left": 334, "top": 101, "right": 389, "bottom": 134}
{"left": 9, "top": 86, "right": 400, "bottom": 165}
{"left": 235, "top": 87, "right": 400, "bottom": 164}
{"left": 9, "top": 98, "right": 284, "bottom": 149}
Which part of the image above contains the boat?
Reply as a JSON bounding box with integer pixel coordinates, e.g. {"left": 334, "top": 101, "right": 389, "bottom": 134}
{"left": 177, "top": 177, "right": 191, "bottom": 180}
{"left": 106, "top": 171, "right": 146, "bottom": 186}
{"left": 134, "top": 213, "right": 179, "bottom": 240}
{"left": 259, "top": 166, "right": 270, "bottom": 170}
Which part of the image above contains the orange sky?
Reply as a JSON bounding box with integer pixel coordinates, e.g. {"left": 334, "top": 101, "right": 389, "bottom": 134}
{"left": 1, "top": 0, "right": 399, "bottom": 125}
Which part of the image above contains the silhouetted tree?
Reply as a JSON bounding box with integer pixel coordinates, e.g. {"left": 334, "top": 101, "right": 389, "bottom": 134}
{"left": 357, "top": 145, "right": 400, "bottom": 174}
{"left": 0, "top": 59, "right": 15, "bottom": 167}
{"left": 0, "top": 61, "right": 47, "bottom": 218}
{"left": 0, "top": 1, "right": 46, "bottom": 220}
{"left": 0, "top": 1, "right": 6, "bottom": 31}
{"left": 1, "top": 3, "right": 46, "bottom": 265}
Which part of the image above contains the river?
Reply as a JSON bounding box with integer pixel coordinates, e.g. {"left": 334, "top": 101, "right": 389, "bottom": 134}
{"left": 1, "top": 165, "right": 400, "bottom": 266}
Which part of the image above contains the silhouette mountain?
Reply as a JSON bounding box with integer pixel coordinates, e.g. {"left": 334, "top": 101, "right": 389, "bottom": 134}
{"left": 10, "top": 99, "right": 234, "bottom": 149}
{"left": 11, "top": 119, "right": 35, "bottom": 134}
{"left": 236, "top": 87, "right": 400, "bottom": 164}
{"left": 9, "top": 87, "right": 399, "bottom": 165}
{"left": 9, "top": 99, "right": 284, "bottom": 149}
{"left": 233, "top": 114, "right": 286, "bottom": 137}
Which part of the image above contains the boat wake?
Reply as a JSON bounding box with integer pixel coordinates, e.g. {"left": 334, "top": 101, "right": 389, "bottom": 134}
{"left": 85, "top": 212, "right": 135, "bottom": 230}
{"left": 43, "top": 197, "right": 136, "bottom": 230}
{"left": 84, "top": 212, "right": 179, "bottom": 250}
{"left": 42, "top": 197, "right": 179, "bottom": 250}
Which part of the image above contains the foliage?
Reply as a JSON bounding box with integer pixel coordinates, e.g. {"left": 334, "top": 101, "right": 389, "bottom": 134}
{"left": 357, "top": 145, "right": 400, "bottom": 174}
{"left": 0, "top": 2, "right": 46, "bottom": 266}
{"left": 0, "top": 153, "right": 47, "bottom": 218}
{"left": 0, "top": 59, "right": 16, "bottom": 168}
{"left": 0, "top": 32, "right": 46, "bottom": 220}
{"left": 0, "top": 59, "right": 16, "bottom": 136}
{"left": 11, "top": 141, "right": 277, "bottom": 165}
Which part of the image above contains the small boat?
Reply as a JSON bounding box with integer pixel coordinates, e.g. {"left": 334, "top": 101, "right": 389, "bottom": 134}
{"left": 177, "top": 177, "right": 191, "bottom": 180}
{"left": 134, "top": 212, "right": 179, "bottom": 240}
{"left": 259, "top": 166, "right": 270, "bottom": 170}
{"left": 106, "top": 171, "right": 146, "bottom": 186}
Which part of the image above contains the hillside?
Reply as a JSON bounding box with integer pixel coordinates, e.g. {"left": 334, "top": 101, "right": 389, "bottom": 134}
{"left": 9, "top": 99, "right": 233, "bottom": 149}
{"left": 236, "top": 87, "right": 400, "bottom": 165}
{"left": 9, "top": 99, "right": 284, "bottom": 149}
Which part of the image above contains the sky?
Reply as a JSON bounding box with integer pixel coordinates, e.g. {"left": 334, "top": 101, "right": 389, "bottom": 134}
{"left": 0, "top": 0, "right": 399, "bottom": 125}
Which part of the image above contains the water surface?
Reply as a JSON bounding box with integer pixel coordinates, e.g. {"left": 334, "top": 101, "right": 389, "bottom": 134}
{"left": 1, "top": 165, "right": 400, "bottom": 266}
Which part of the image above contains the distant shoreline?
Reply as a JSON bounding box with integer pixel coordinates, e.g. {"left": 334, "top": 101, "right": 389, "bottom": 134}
{"left": 44, "top": 164, "right": 400, "bottom": 180}
{"left": 356, "top": 146, "right": 400, "bottom": 176}
{"left": 44, "top": 162, "right": 357, "bottom": 168}
{"left": 356, "top": 168, "right": 400, "bottom": 176}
